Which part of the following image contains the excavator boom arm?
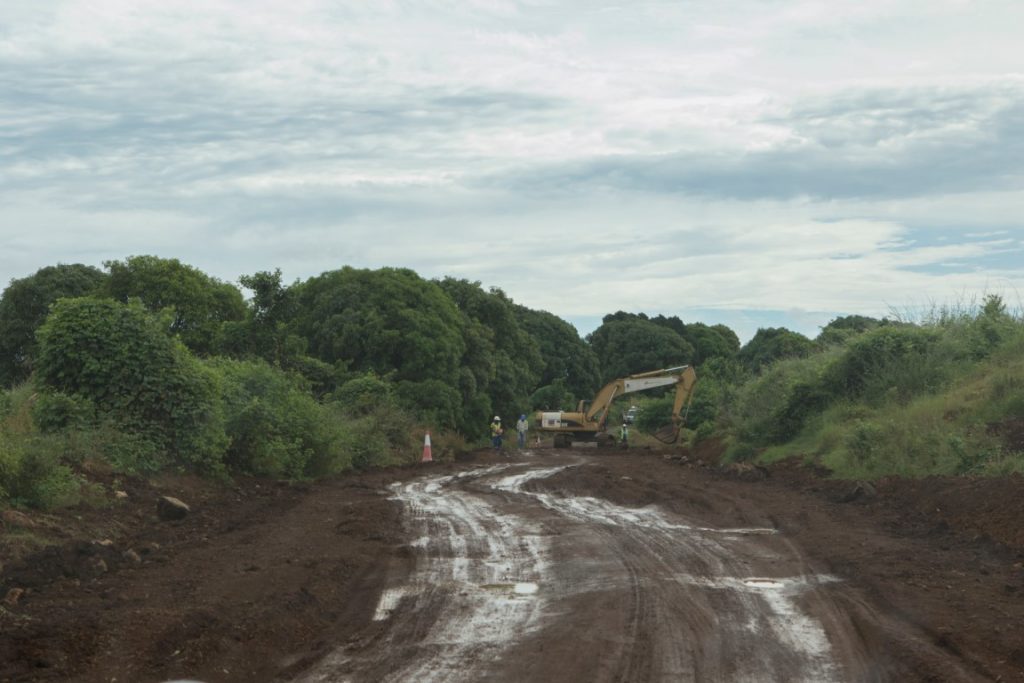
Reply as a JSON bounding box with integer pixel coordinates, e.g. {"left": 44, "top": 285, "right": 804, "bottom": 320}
{"left": 584, "top": 366, "right": 697, "bottom": 428}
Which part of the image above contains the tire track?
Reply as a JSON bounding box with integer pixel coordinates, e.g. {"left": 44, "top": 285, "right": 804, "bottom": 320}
{"left": 297, "top": 460, "right": 846, "bottom": 682}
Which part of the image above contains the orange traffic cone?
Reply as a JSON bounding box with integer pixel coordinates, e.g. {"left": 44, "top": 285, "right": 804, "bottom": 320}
{"left": 421, "top": 432, "right": 433, "bottom": 463}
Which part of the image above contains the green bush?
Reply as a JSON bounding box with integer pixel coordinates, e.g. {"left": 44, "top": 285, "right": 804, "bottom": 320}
{"left": 334, "top": 373, "right": 396, "bottom": 415}
{"left": 329, "top": 403, "right": 416, "bottom": 470}
{"left": 823, "top": 325, "right": 942, "bottom": 402}
{"left": 34, "top": 297, "right": 227, "bottom": 473}
{"left": 212, "top": 358, "right": 348, "bottom": 478}
{"left": 31, "top": 392, "right": 97, "bottom": 433}
{"left": 731, "top": 355, "right": 834, "bottom": 446}
{"left": 634, "top": 394, "right": 672, "bottom": 433}
{"left": 0, "top": 433, "right": 82, "bottom": 509}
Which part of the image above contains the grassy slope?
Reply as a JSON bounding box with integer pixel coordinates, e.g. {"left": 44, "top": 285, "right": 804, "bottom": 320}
{"left": 751, "top": 326, "right": 1024, "bottom": 479}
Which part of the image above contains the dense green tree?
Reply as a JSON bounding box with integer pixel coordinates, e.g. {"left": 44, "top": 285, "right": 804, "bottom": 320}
{"left": 587, "top": 318, "right": 695, "bottom": 382}
{"left": 0, "top": 264, "right": 107, "bottom": 387}
{"left": 437, "top": 279, "right": 544, "bottom": 432}
{"left": 817, "top": 315, "right": 886, "bottom": 345}
{"left": 226, "top": 269, "right": 300, "bottom": 361}
{"left": 611, "top": 313, "right": 739, "bottom": 366}
{"left": 514, "top": 305, "right": 601, "bottom": 405}
{"left": 682, "top": 322, "right": 740, "bottom": 364}
{"left": 219, "top": 270, "right": 339, "bottom": 396}
{"left": 34, "top": 298, "right": 226, "bottom": 471}
{"left": 290, "top": 267, "right": 468, "bottom": 428}
{"left": 211, "top": 357, "right": 348, "bottom": 478}
{"left": 103, "top": 255, "right": 246, "bottom": 355}
{"left": 648, "top": 313, "right": 686, "bottom": 336}
{"left": 738, "top": 327, "right": 816, "bottom": 372}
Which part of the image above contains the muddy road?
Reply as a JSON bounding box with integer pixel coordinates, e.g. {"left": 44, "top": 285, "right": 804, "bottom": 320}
{"left": 3, "top": 448, "right": 1024, "bottom": 681}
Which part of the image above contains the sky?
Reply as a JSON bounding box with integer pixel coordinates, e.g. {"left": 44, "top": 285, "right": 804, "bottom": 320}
{"left": 2, "top": 0, "right": 1023, "bottom": 342}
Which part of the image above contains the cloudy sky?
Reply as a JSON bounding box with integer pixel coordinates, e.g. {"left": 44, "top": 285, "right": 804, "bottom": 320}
{"left": 2, "top": 0, "right": 1022, "bottom": 341}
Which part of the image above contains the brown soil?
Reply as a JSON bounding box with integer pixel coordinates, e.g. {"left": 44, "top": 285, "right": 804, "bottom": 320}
{"left": 2, "top": 448, "right": 1023, "bottom": 682}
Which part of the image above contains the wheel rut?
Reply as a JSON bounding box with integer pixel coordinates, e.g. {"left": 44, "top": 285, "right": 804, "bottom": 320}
{"left": 296, "top": 455, "right": 857, "bottom": 682}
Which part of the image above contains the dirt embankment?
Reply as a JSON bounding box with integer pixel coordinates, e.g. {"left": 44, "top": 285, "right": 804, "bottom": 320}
{"left": 2, "top": 448, "right": 1023, "bottom": 682}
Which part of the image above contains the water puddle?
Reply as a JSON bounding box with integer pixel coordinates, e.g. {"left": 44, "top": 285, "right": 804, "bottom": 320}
{"left": 480, "top": 582, "right": 540, "bottom": 596}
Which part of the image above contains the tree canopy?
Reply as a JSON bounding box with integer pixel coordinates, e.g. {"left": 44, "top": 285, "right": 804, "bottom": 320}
{"left": 738, "top": 327, "right": 816, "bottom": 372}
{"left": 0, "top": 264, "right": 107, "bottom": 387}
{"left": 1, "top": 255, "right": 756, "bottom": 444}
{"left": 588, "top": 316, "right": 695, "bottom": 382}
{"left": 103, "top": 255, "right": 246, "bottom": 355}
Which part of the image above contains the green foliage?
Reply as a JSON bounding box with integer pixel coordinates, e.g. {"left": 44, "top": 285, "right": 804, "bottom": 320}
{"left": 0, "top": 432, "right": 82, "bottom": 509}
{"left": 648, "top": 316, "right": 739, "bottom": 364}
{"left": 738, "top": 327, "right": 816, "bottom": 372}
{"left": 635, "top": 394, "right": 673, "bottom": 433}
{"left": 823, "top": 325, "right": 943, "bottom": 404}
{"left": 330, "top": 401, "right": 416, "bottom": 470}
{"left": 817, "top": 315, "right": 887, "bottom": 346}
{"left": 35, "top": 298, "right": 227, "bottom": 473}
{"left": 715, "top": 303, "right": 1024, "bottom": 479}
{"left": 588, "top": 317, "right": 694, "bottom": 382}
{"left": 683, "top": 322, "right": 740, "bottom": 364}
{"left": 290, "top": 267, "right": 470, "bottom": 430}
{"left": 212, "top": 358, "right": 347, "bottom": 478}
{"left": 103, "top": 255, "right": 246, "bottom": 355}
{"left": 334, "top": 373, "right": 395, "bottom": 415}
{"left": 31, "top": 392, "right": 96, "bottom": 433}
{"left": 729, "top": 353, "right": 836, "bottom": 446}
{"left": 514, "top": 305, "right": 600, "bottom": 401}
{"left": 0, "top": 263, "right": 107, "bottom": 387}
{"left": 223, "top": 269, "right": 303, "bottom": 364}
{"left": 395, "top": 379, "right": 462, "bottom": 430}
{"left": 293, "top": 267, "right": 465, "bottom": 383}
{"left": 438, "top": 279, "right": 544, "bottom": 434}
{"left": 530, "top": 379, "right": 574, "bottom": 412}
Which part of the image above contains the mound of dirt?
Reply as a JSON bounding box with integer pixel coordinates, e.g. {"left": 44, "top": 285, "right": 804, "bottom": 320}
{"left": 876, "top": 473, "right": 1024, "bottom": 549}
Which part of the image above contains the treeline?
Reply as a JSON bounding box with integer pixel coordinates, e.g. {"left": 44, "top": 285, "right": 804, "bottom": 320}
{"left": 0, "top": 259, "right": 579, "bottom": 506}
{"left": 3, "top": 256, "right": 1020, "bottom": 509}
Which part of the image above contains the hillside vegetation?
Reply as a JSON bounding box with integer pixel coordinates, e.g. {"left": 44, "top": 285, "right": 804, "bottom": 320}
{"left": 687, "top": 298, "right": 1024, "bottom": 478}
{"left": 1, "top": 256, "right": 1021, "bottom": 511}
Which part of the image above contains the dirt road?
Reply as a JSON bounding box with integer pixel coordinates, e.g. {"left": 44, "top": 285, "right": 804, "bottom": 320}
{"left": 296, "top": 452, "right": 1016, "bottom": 682}
{"left": 3, "top": 448, "right": 1023, "bottom": 681}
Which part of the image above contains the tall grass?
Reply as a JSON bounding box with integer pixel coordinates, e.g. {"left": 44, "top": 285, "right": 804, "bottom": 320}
{"left": 720, "top": 295, "right": 1024, "bottom": 478}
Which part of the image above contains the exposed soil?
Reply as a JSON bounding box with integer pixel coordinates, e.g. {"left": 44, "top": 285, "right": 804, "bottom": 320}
{"left": 2, "top": 447, "right": 1023, "bottom": 682}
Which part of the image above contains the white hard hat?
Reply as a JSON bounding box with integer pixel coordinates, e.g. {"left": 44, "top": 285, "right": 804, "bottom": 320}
{"left": 493, "top": 415, "right": 500, "bottom": 420}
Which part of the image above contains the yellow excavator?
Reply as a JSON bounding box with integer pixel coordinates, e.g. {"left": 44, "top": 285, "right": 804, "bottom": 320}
{"left": 536, "top": 365, "right": 697, "bottom": 448}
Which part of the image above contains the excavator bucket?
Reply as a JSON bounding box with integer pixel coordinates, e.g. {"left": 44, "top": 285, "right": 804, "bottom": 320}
{"left": 653, "top": 423, "right": 680, "bottom": 444}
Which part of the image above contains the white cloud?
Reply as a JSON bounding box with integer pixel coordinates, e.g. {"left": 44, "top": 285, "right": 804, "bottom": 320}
{"left": 1, "top": 0, "right": 1023, "bottom": 337}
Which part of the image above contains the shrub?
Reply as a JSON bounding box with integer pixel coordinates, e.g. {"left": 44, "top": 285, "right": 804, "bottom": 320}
{"left": 824, "top": 325, "right": 941, "bottom": 401}
{"left": 211, "top": 358, "right": 348, "bottom": 478}
{"left": 0, "top": 433, "right": 82, "bottom": 509}
{"left": 325, "top": 401, "right": 416, "bottom": 471}
{"left": 334, "top": 373, "right": 396, "bottom": 415}
{"left": 31, "top": 392, "right": 97, "bottom": 433}
{"left": 731, "top": 355, "right": 834, "bottom": 446}
{"left": 34, "top": 298, "right": 227, "bottom": 473}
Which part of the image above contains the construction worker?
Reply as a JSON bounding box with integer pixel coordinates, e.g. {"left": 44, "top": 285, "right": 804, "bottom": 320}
{"left": 619, "top": 422, "right": 629, "bottom": 447}
{"left": 516, "top": 414, "right": 529, "bottom": 448}
{"left": 490, "top": 416, "right": 503, "bottom": 450}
